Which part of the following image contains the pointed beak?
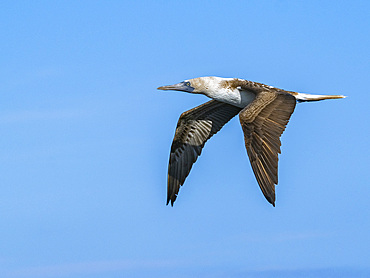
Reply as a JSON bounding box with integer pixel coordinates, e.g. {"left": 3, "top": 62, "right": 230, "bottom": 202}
{"left": 157, "top": 82, "right": 193, "bottom": 92}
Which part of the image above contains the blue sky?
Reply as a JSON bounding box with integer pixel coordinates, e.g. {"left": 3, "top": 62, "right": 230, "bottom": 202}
{"left": 1, "top": 1, "right": 369, "bottom": 277}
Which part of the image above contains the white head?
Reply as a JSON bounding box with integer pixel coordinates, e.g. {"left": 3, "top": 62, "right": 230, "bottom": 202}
{"left": 157, "top": 76, "right": 226, "bottom": 95}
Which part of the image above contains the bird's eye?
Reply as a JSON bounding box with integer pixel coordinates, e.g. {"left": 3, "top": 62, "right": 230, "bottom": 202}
{"left": 186, "top": 82, "right": 191, "bottom": 86}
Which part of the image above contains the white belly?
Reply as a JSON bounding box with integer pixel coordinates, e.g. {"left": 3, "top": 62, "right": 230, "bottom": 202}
{"left": 207, "top": 88, "right": 255, "bottom": 108}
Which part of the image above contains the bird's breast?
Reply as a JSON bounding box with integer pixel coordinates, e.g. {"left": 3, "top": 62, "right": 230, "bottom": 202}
{"left": 206, "top": 88, "right": 255, "bottom": 108}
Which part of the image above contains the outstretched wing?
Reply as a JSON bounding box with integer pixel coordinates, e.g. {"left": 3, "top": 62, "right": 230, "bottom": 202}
{"left": 168, "top": 100, "right": 242, "bottom": 205}
{"left": 239, "top": 91, "right": 296, "bottom": 206}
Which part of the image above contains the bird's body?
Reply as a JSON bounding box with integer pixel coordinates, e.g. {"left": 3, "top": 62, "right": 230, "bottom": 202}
{"left": 158, "top": 77, "right": 345, "bottom": 206}
{"left": 185, "top": 77, "right": 253, "bottom": 107}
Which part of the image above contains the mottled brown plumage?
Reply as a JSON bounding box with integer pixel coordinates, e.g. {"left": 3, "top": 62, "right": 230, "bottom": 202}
{"left": 239, "top": 92, "right": 296, "bottom": 206}
{"left": 168, "top": 100, "right": 241, "bottom": 205}
{"left": 158, "top": 76, "right": 345, "bottom": 206}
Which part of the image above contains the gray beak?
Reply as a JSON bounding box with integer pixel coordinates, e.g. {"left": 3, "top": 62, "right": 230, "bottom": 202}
{"left": 157, "top": 82, "right": 193, "bottom": 92}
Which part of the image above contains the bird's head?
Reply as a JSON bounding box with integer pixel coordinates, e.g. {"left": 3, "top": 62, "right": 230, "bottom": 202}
{"left": 157, "top": 77, "right": 219, "bottom": 95}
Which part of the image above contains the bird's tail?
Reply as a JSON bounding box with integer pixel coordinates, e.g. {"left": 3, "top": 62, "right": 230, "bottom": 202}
{"left": 291, "top": 92, "right": 347, "bottom": 102}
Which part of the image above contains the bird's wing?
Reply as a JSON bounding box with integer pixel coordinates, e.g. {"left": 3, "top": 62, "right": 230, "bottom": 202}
{"left": 168, "top": 100, "right": 242, "bottom": 205}
{"left": 239, "top": 91, "right": 296, "bottom": 206}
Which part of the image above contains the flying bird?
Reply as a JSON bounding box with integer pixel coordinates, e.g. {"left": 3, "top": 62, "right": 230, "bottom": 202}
{"left": 158, "top": 77, "right": 345, "bottom": 206}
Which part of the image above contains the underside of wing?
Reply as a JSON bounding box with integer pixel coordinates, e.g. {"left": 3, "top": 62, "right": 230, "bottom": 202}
{"left": 168, "top": 100, "right": 242, "bottom": 205}
{"left": 239, "top": 91, "right": 296, "bottom": 206}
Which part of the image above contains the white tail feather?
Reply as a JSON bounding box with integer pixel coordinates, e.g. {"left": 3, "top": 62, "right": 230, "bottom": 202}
{"left": 294, "top": 92, "right": 347, "bottom": 102}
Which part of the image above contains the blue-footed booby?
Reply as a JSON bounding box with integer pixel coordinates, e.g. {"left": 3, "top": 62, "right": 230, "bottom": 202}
{"left": 158, "top": 77, "right": 345, "bottom": 206}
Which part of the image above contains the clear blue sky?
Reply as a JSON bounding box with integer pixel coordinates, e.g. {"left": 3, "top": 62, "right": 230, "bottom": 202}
{"left": 1, "top": 1, "right": 369, "bottom": 277}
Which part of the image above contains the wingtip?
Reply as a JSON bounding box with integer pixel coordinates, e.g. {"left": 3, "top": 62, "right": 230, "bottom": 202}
{"left": 266, "top": 195, "right": 276, "bottom": 207}
{"left": 166, "top": 198, "right": 174, "bottom": 207}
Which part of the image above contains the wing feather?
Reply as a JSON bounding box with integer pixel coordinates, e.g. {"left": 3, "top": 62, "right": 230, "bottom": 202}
{"left": 239, "top": 91, "right": 296, "bottom": 206}
{"left": 167, "top": 100, "right": 242, "bottom": 205}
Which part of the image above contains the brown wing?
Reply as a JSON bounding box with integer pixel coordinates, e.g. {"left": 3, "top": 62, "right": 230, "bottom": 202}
{"left": 239, "top": 91, "right": 296, "bottom": 206}
{"left": 168, "top": 100, "right": 242, "bottom": 206}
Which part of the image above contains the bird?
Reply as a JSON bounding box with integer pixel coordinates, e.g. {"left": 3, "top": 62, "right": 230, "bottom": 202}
{"left": 157, "top": 76, "right": 345, "bottom": 206}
